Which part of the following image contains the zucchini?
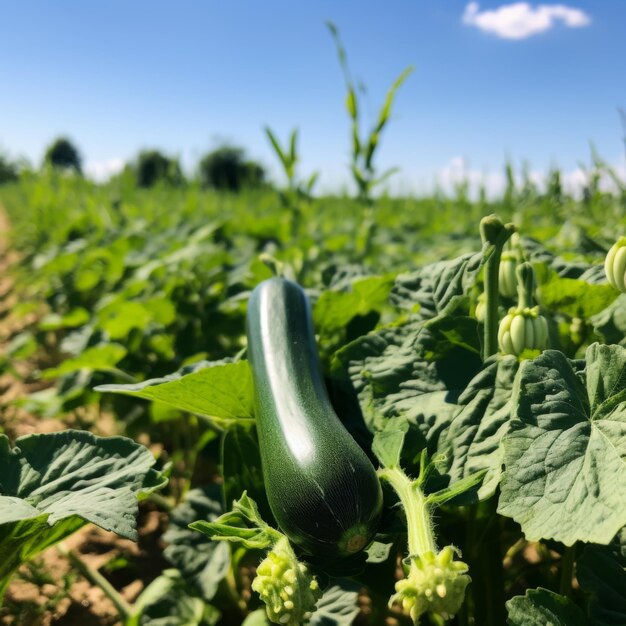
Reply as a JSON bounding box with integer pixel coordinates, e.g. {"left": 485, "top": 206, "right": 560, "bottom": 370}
{"left": 246, "top": 277, "right": 383, "bottom": 558}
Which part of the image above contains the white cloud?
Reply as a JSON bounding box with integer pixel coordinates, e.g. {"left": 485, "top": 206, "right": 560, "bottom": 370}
{"left": 437, "top": 156, "right": 506, "bottom": 197}
{"left": 462, "top": 2, "right": 591, "bottom": 40}
{"left": 84, "top": 157, "right": 125, "bottom": 182}
{"left": 561, "top": 166, "right": 587, "bottom": 196}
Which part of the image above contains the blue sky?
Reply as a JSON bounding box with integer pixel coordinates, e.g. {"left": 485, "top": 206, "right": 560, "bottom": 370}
{"left": 1, "top": 1, "right": 624, "bottom": 194}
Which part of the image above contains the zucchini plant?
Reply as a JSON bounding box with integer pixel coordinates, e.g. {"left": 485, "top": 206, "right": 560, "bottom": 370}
{"left": 98, "top": 213, "right": 626, "bottom": 625}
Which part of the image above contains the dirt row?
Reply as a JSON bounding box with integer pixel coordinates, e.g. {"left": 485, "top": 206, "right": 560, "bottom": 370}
{"left": 0, "top": 208, "right": 167, "bottom": 626}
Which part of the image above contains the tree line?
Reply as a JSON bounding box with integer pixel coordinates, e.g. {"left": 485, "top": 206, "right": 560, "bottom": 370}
{"left": 0, "top": 136, "right": 267, "bottom": 191}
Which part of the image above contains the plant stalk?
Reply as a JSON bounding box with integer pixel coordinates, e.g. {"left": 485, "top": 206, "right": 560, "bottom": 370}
{"left": 57, "top": 542, "right": 133, "bottom": 620}
{"left": 480, "top": 215, "right": 515, "bottom": 359}
{"left": 465, "top": 500, "right": 506, "bottom": 626}
{"left": 379, "top": 467, "right": 437, "bottom": 558}
{"left": 516, "top": 262, "right": 535, "bottom": 310}
{"left": 559, "top": 545, "right": 577, "bottom": 599}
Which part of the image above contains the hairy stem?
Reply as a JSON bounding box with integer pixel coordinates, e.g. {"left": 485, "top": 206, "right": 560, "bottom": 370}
{"left": 379, "top": 466, "right": 437, "bottom": 558}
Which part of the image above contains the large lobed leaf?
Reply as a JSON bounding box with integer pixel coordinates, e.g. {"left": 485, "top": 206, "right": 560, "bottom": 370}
{"left": 330, "top": 250, "right": 487, "bottom": 481}
{"left": 332, "top": 320, "right": 455, "bottom": 436}
{"left": 0, "top": 430, "right": 165, "bottom": 598}
{"left": 439, "top": 355, "right": 519, "bottom": 499}
{"left": 391, "top": 246, "right": 489, "bottom": 317}
{"left": 309, "top": 579, "right": 361, "bottom": 626}
{"left": 498, "top": 344, "right": 626, "bottom": 545}
{"left": 591, "top": 293, "right": 626, "bottom": 346}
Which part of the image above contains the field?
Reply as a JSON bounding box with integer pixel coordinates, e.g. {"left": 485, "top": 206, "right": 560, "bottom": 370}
{"left": 0, "top": 164, "right": 625, "bottom": 626}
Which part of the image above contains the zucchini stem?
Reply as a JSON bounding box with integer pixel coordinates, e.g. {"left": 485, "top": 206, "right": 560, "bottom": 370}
{"left": 379, "top": 464, "right": 471, "bottom": 624}
{"left": 379, "top": 466, "right": 437, "bottom": 558}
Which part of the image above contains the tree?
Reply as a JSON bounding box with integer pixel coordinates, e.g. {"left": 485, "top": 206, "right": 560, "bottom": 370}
{"left": 135, "top": 150, "right": 183, "bottom": 188}
{"left": 198, "top": 146, "right": 265, "bottom": 192}
{"left": 0, "top": 152, "right": 19, "bottom": 184}
{"left": 44, "top": 137, "right": 82, "bottom": 174}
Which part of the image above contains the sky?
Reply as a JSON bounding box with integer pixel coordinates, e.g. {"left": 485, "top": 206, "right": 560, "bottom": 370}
{"left": 1, "top": 0, "right": 625, "bottom": 195}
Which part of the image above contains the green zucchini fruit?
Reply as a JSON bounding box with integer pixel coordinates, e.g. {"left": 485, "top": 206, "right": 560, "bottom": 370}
{"left": 246, "top": 277, "right": 383, "bottom": 558}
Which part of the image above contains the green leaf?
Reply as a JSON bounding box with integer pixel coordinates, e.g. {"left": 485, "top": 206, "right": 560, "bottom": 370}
{"left": 5, "top": 332, "right": 38, "bottom": 359}
{"left": 97, "top": 301, "right": 152, "bottom": 339}
{"left": 374, "top": 66, "right": 413, "bottom": 134}
{"left": 372, "top": 420, "right": 407, "bottom": 469}
{"left": 538, "top": 275, "right": 617, "bottom": 319}
{"left": 345, "top": 88, "right": 358, "bottom": 120}
{"left": 365, "top": 65, "right": 413, "bottom": 169}
{"left": 371, "top": 167, "right": 400, "bottom": 188}
{"left": 423, "top": 314, "right": 482, "bottom": 356}
{"left": 42, "top": 343, "right": 127, "bottom": 379}
{"left": 96, "top": 360, "right": 254, "bottom": 429}
{"left": 305, "top": 171, "right": 319, "bottom": 194}
{"left": 332, "top": 312, "right": 479, "bottom": 446}
{"left": 365, "top": 540, "right": 394, "bottom": 564}
{"left": 288, "top": 128, "right": 298, "bottom": 169}
{"left": 332, "top": 319, "right": 456, "bottom": 435}
{"left": 242, "top": 609, "right": 270, "bottom": 626}
{"left": 0, "top": 430, "right": 164, "bottom": 600}
{"left": 577, "top": 528, "right": 626, "bottom": 626}
{"left": 439, "top": 356, "right": 519, "bottom": 499}
{"left": 163, "top": 485, "right": 230, "bottom": 602}
{"left": 128, "top": 569, "right": 220, "bottom": 626}
{"left": 189, "top": 492, "right": 280, "bottom": 550}
{"left": 391, "top": 246, "right": 490, "bottom": 318}
{"left": 264, "top": 126, "right": 290, "bottom": 175}
{"left": 351, "top": 123, "right": 361, "bottom": 161}
{"left": 0, "top": 515, "right": 84, "bottom": 601}
{"left": 221, "top": 424, "right": 272, "bottom": 524}
{"left": 591, "top": 293, "right": 626, "bottom": 345}
{"left": 313, "top": 274, "right": 394, "bottom": 333}
{"left": 350, "top": 164, "right": 367, "bottom": 190}
{"left": 506, "top": 588, "right": 587, "bottom": 625}
{"left": 498, "top": 344, "right": 626, "bottom": 545}
{"left": 309, "top": 579, "right": 361, "bottom": 626}
{"left": 427, "top": 470, "right": 486, "bottom": 506}
{"left": 38, "top": 307, "right": 90, "bottom": 331}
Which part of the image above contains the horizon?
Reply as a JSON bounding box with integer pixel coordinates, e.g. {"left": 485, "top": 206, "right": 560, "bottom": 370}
{"left": 2, "top": 1, "right": 625, "bottom": 197}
